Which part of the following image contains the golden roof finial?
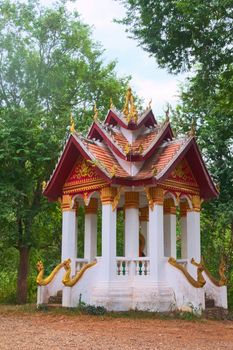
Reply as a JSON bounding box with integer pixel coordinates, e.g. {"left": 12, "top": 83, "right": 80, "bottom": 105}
{"left": 148, "top": 98, "right": 152, "bottom": 109}
{"left": 165, "top": 103, "right": 170, "bottom": 122}
{"left": 93, "top": 103, "right": 98, "bottom": 122}
{"left": 189, "top": 118, "right": 196, "bottom": 137}
{"left": 122, "top": 87, "right": 138, "bottom": 124}
{"left": 42, "top": 181, "right": 47, "bottom": 191}
{"left": 110, "top": 98, "right": 114, "bottom": 109}
{"left": 70, "top": 113, "right": 75, "bottom": 134}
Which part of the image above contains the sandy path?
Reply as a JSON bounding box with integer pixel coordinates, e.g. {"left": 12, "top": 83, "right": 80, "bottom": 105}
{"left": 0, "top": 311, "right": 233, "bottom": 350}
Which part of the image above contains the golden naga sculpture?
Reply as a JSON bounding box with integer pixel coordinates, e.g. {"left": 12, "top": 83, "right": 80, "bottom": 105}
{"left": 122, "top": 87, "right": 138, "bottom": 124}
{"left": 62, "top": 258, "right": 97, "bottom": 287}
{"left": 200, "top": 257, "right": 227, "bottom": 287}
{"left": 168, "top": 257, "right": 206, "bottom": 288}
{"left": 36, "top": 260, "right": 67, "bottom": 286}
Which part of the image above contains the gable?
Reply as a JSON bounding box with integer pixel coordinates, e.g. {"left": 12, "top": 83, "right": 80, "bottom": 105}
{"left": 63, "top": 156, "right": 108, "bottom": 195}
{"left": 163, "top": 158, "right": 199, "bottom": 194}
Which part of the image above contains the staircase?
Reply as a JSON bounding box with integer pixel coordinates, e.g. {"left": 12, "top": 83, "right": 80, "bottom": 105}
{"left": 47, "top": 290, "right": 62, "bottom": 307}
{"left": 204, "top": 296, "right": 228, "bottom": 320}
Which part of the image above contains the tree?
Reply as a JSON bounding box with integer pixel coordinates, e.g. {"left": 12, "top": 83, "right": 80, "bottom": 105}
{"left": 117, "top": 0, "right": 233, "bottom": 74}
{"left": 0, "top": 0, "right": 129, "bottom": 303}
{"left": 118, "top": 0, "right": 233, "bottom": 303}
{"left": 172, "top": 67, "right": 233, "bottom": 293}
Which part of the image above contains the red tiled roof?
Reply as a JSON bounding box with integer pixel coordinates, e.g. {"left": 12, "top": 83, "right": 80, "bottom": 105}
{"left": 135, "top": 141, "right": 183, "bottom": 180}
{"left": 84, "top": 140, "right": 129, "bottom": 178}
{"left": 131, "top": 129, "right": 159, "bottom": 154}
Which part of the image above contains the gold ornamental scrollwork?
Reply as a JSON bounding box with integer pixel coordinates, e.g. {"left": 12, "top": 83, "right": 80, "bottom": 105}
{"left": 144, "top": 186, "right": 164, "bottom": 210}
{"left": 112, "top": 186, "right": 123, "bottom": 211}
{"left": 168, "top": 257, "right": 206, "bottom": 288}
{"left": 36, "top": 260, "right": 67, "bottom": 286}
{"left": 62, "top": 259, "right": 97, "bottom": 287}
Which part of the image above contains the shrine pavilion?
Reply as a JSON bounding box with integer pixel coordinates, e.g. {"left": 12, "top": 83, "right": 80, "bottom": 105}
{"left": 37, "top": 88, "right": 227, "bottom": 312}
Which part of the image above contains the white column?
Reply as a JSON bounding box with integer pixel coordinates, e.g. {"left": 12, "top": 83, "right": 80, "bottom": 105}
{"left": 187, "top": 210, "right": 201, "bottom": 262}
{"left": 101, "top": 188, "right": 117, "bottom": 281}
{"left": 84, "top": 198, "right": 98, "bottom": 262}
{"left": 61, "top": 196, "right": 77, "bottom": 266}
{"left": 164, "top": 213, "right": 176, "bottom": 258}
{"left": 180, "top": 202, "right": 188, "bottom": 259}
{"left": 125, "top": 192, "right": 139, "bottom": 258}
{"left": 147, "top": 187, "right": 164, "bottom": 281}
{"left": 139, "top": 207, "right": 148, "bottom": 256}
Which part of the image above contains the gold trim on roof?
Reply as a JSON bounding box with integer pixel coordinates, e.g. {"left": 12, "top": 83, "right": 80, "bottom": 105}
{"left": 122, "top": 87, "right": 138, "bottom": 124}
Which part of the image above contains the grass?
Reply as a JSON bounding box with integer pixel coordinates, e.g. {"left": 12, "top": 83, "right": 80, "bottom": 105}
{"left": 0, "top": 303, "right": 204, "bottom": 321}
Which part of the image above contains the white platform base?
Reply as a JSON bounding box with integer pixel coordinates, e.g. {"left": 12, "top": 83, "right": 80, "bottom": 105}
{"left": 91, "top": 280, "right": 175, "bottom": 312}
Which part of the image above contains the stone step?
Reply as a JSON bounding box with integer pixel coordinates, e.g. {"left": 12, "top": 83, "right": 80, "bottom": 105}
{"left": 48, "top": 290, "right": 63, "bottom": 305}
{"left": 205, "top": 298, "right": 215, "bottom": 308}
{"left": 204, "top": 307, "right": 228, "bottom": 320}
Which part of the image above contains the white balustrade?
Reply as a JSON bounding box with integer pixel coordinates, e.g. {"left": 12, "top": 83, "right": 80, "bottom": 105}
{"left": 116, "top": 257, "right": 130, "bottom": 276}
{"left": 134, "top": 258, "right": 150, "bottom": 276}
{"left": 116, "top": 257, "right": 150, "bottom": 276}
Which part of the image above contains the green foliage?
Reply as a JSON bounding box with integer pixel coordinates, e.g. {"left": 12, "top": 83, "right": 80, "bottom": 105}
{"left": 117, "top": 0, "right": 233, "bottom": 74}
{"left": 0, "top": 0, "right": 130, "bottom": 302}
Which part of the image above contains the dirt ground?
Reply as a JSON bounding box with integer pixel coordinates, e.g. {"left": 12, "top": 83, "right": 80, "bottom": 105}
{"left": 0, "top": 307, "right": 233, "bottom": 350}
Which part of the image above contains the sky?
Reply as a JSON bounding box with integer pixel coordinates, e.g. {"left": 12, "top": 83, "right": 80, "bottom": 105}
{"left": 44, "top": 0, "right": 187, "bottom": 116}
{"left": 72, "top": 0, "right": 187, "bottom": 116}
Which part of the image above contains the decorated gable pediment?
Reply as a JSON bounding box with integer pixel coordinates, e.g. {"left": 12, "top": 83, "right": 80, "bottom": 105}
{"left": 163, "top": 158, "right": 199, "bottom": 194}
{"left": 63, "top": 157, "right": 108, "bottom": 195}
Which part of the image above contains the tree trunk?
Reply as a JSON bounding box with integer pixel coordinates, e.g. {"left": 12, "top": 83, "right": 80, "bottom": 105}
{"left": 17, "top": 246, "right": 30, "bottom": 304}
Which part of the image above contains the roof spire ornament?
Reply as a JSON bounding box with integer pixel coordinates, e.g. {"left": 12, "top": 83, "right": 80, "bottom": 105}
{"left": 122, "top": 87, "right": 138, "bottom": 124}
{"left": 42, "top": 181, "right": 47, "bottom": 191}
{"left": 70, "top": 113, "right": 75, "bottom": 134}
{"left": 189, "top": 119, "right": 196, "bottom": 137}
{"left": 93, "top": 103, "right": 99, "bottom": 122}
{"left": 148, "top": 98, "right": 152, "bottom": 109}
{"left": 110, "top": 98, "right": 114, "bottom": 109}
{"left": 165, "top": 104, "right": 170, "bottom": 122}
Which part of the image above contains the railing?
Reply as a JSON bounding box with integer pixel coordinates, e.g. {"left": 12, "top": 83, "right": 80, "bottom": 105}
{"left": 116, "top": 257, "right": 130, "bottom": 276}
{"left": 116, "top": 257, "right": 150, "bottom": 276}
{"left": 134, "top": 258, "right": 150, "bottom": 276}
